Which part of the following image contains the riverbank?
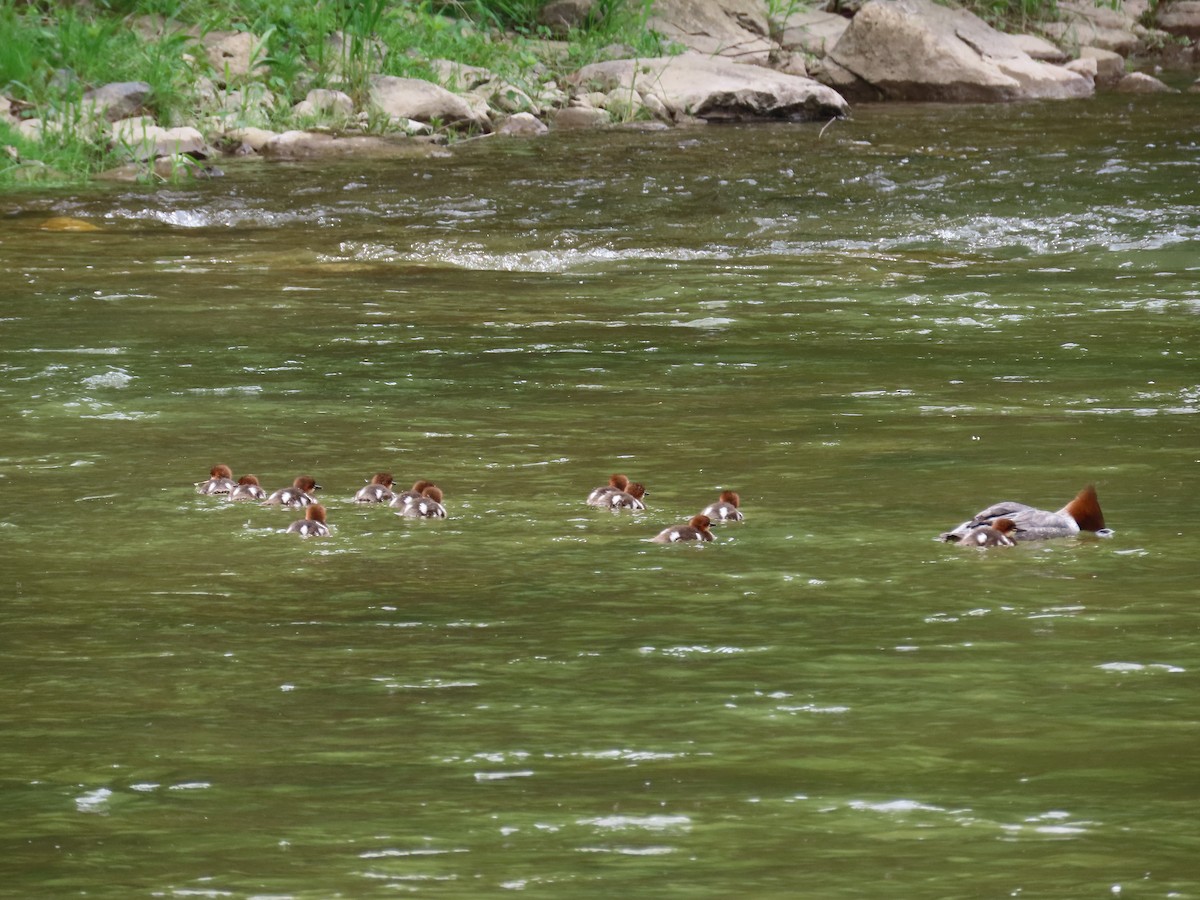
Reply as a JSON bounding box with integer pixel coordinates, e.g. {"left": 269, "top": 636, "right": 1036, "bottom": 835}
{"left": 1, "top": 0, "right": 1197, "bottom": 190}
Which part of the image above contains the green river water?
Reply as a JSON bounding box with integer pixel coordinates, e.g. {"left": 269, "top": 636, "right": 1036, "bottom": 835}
{"left": 2, "top": 95, "right": 1198, "bottom": 898}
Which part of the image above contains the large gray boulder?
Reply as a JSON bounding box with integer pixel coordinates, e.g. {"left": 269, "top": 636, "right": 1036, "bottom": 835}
{"left": 82, "top": 82, "right": 152, "bottom": 122}
{"left": 571, "top": 53, "right": 848, "bottom": 122}
{"left": 369, "top": 75, "right": 492, "bottom": 133}
{"left": 1157, "top": 0, "right": 1200, "bottom": 39}
{"left": 1040, "top": 0, "right": 1142, "bottom": 55}
{"left": 827, "top": 0, "right": 1093, "bottom": 101}
{"left": 648, "top": 0, "right": 775, "bottom": 63}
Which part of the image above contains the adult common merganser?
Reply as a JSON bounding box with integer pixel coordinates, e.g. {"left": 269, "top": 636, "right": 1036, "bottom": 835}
{"left": 389, "top": 479, "right": 437, "bottom": 509}
{"left": 263, "top": 475, "right": 321, "bottom": 508}
{"left": 286, "top": 503, "right": 329, "bottom": 537}
{"left": 587, "top": 474, "right": 631, "bottom": 506}
{"left": 355, "top": 472, "right": 395, "bottom": 503}
{"left": 701, "top": 490, "right": 744, "bottom": 523}
{"left": 651, "top": 514, "right": 713, "bottom": 544}
{"left": 957, "top": 517, "right": 1018, "bottom": 548}
{"left": 939, "top": 484, "right": 1113, "bottom": 543}
{"left": 397, "top": 484, "right": 447, "bottom": 518}
{"left": 229, "top": 474, "right": 266, "bottom": 501}
{"left": 195, "top": 464, "right": 236, "bottom": 495}
{"left": 603, "top": 481, "right": 647, "bottom": 510}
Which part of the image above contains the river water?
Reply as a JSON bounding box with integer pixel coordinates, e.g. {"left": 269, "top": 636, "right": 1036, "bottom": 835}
{"left": 2, "top": 94, "right": 1198, "bottom": 898}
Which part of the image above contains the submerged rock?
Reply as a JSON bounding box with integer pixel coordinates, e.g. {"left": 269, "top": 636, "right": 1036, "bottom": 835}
{"left": 1115, "top": 71, "right": 1178, "bottom": 92}
{"left": 260, "top": 131, "right": 443, "bottom": 159}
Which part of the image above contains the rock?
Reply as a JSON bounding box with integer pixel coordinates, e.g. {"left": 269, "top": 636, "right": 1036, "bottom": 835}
{"left": 1157, "top": 0, "right": 1200, "bottom": 39}
{"left": 222, "top": 126, "right": 279, "bottom": 151}
{"left": 305, "top": 89, "right": 354, "bottom": 116}
{"left": 1041, "top": 0, "right": 1141, "bottom": 56}
{"left": 1115, "top": 71, "right": 1177, "bottom": 92}
{"left": 552, "top": 106, "right": 612, "bottom": 129}
{"left": 538, "top": 0, "right": 596, "bottom": 36}
{"left": 261, "top": 130, "right": 442, "bottom": 159}
{"left": 1080, "top": 46, "right": 1126, "bottom": 85}
{"left": 39, "top": 216, "right": 101, "bottom": 232}
{"left": 1064, "top": 56, "right": 1098, "bottom": 82}
{"left": 648, "top": 0, "right": 775, "bottom": 63}
{"left": 497, "top": 112, "right": 549, "bottom": 136}
{"left": 203, "top": 30, "right": 267, "bottom": 81}
{"left": 82, "top": 82, "right": 152, "bottom": 122}
{"left": 1190, "top": 77, "right": 1200, "bottom": 92}
{"left": 430, "top": 59, "right": 497, "bottom": 92}
{"left": 17, "top": 118, "right": 43, "bottom": 141}
{"left": 780, "top": 10, "right": 849, "bottom": 56}
{"left": 111, "top": 119, "right": 212, "bottom": 160}
{"left": 1008, "top": 33, "right": 1068, "bottom": 63}
{"left": 827, "top": 0, "right": 1093, "bottom": 101}
{"left": 571, "top": 53, "right": 848, "bottom": 122}
{"left": 368, "top": 75, "right": 491, "bottom": 132}
{"left": 293, "top": 88, "right": 355, "bottom": 121}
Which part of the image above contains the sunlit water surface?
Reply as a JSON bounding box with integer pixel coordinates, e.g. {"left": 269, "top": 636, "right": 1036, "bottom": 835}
{"left": 2, "top": 96, "right": 1198, "bottom": 898}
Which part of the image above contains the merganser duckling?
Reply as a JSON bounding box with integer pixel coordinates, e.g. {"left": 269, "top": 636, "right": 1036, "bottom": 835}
{"left": 389, "top": 479, "right": 438, "bottom": 509}
{"left": 286, "top": 503, "right": 329, "bottom": 537}
{"left": 355, "top": 472, "right": 395, "bottom": 503}
{"left": 229, "top": 474, "right": 266, "bottom": 501}
{"left": 957, "top": 517, "right": 1018, "bottom": 548}
{"left": 651, "top": 514, "right": 713, "bottom": 544}
{"left": 262, "top": 475, "right": 321, "bottom": 508}
{"left": 939, "top": 484, "right": 1113, "bottom": 543}
{"left": 587, "top": 473, "right": 630, "bottom": 506}
{"left": 701, "top": 490, "right": 744, "bottom": 523}
{"left": 195, "top": 464, "right": 236, "bottom": 495}
{"left": 398, "top": 484, "right": 446, "bottom": 518}
{"left": 604, "top": 481, "right": 647, "bottom": 510}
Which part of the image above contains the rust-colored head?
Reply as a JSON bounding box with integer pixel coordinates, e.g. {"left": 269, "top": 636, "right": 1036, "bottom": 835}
{"left": 992, "top": 517, "right": 1017, "bottom": 535}
{"left": 237, "top": 474, "right": 260, "bottom": 486}
{"left": 210, "top": 464, "right": 233, "bottom": 479}
{"left": 1064, "top": 484, "right": 1105, "bottom": 532}
{"left": 608, "top": 473, "right": 630, "bottom": 491}
{"left": 294, "top": 475, "right": 321, "bottom": 492}
{"left": 626, "top": 482, "right": 646, "bottom": 500}
{"left": 422, "top": 485, "right": 444, "bottom": 503}
{"left": 306, "top": 503, "right": 327, "bottom": 523}
{"left": 370, "top": 472, "right": 394, "bottom": 487}
{"left": 719, "top": 490, "right": 740, "bottom": 507}
{"left": 689, "top": 514, "right": 712, "bottom": 532}
{"left": 410, "top": 479, "right": 435, "bottom": 493}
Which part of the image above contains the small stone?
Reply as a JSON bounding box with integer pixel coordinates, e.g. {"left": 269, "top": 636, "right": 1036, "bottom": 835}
{"left": 497, "top": 112, "right": 549, "bottom": 136}
{"left": 1115, "top": 71, "right": 1177, "bottom": 93}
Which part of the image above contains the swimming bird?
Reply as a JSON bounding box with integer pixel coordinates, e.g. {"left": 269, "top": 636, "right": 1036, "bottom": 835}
{"left": 701, "top": 490, "right": 744, "bottom": 523}
{"left": 398, "top": 484, "right": 447, "bottom": 518}
{"left": 587, "top": 473, "right": 631, "bottom": 506}
{"left": 262, "top": 475, "right": 321, "bottom": 508}
{"left": 286, "top": 503, "right": 329, "bottom": 537}
{"left": 229, "top": 474, "right": 267, "bottom": 501}
{"left": 603, "top": 481, "right": 647, "bottom": 510}
{"left": 957, "top": 517, "right": 1018, "bottom": 548}
{"left": 389, "top": 479, "right": 438, "bottom": 509}
{"left": 651, "top": 514, "right": 713, "bottom": 544}
{"left": 939, "top": 484, "right": 1112, "bottom": 543}
{"left": 354, "top": 472, "right": 396, "bottom": 503}
{"left": 195, "top": 464, "right": 236, "bottom": 495}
